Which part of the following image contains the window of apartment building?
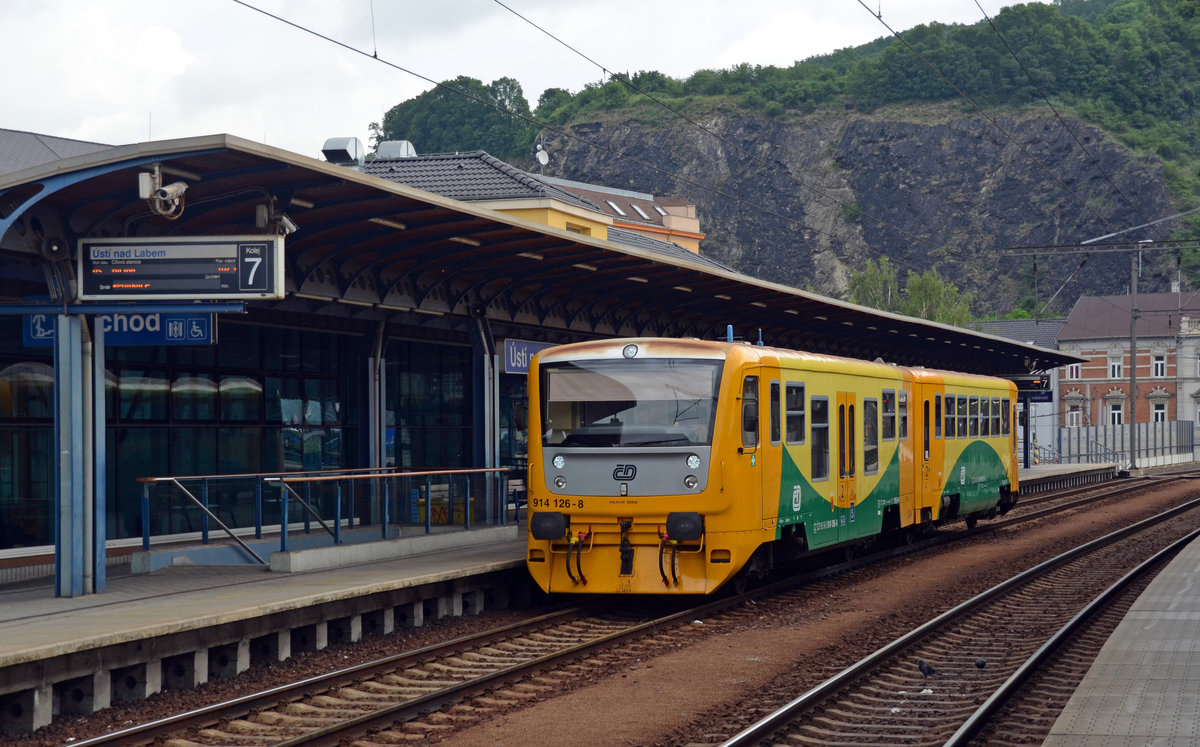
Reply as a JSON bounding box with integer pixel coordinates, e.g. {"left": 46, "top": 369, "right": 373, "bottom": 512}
{"left": 1065, "top": 363, "right": 1081, "bottom": 380}
{"left": 1153, "top": 402, "right": 1167, "bottom": 422}
{"left": 1109, "top": 402, "right": 1124, "bottom": 425}
{"left": 1108, "top": 356, "right": 1123, "bottom": 379}
{"left": 1152, "top": 354, "right": 1166, "bottom": 378}
{"left": 1067, "top": 405, "right": 1081, "bottom": 427}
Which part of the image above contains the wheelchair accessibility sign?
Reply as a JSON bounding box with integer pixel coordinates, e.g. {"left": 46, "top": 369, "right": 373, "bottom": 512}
{"left": 24, "top": 312, "right": 215, "bottom": 347}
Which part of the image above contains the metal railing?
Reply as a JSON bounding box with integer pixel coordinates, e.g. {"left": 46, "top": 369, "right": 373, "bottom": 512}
{"left": 137, "top": 466, "right": 515, "bottom": 563}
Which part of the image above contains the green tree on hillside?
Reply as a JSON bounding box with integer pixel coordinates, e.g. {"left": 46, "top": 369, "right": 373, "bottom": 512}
{"left": 374, "top": 76, "right": 537, "bottom": 162}
{"left": 849, "top": 257, "right": 974, "bottom": 325}
{"left": 848, "top": 256, "right": 901, "bottom": 312}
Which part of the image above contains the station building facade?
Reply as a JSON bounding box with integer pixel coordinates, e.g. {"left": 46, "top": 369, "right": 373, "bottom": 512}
{"left": 0, "top": 129, "right": 1074, "bottom": 581}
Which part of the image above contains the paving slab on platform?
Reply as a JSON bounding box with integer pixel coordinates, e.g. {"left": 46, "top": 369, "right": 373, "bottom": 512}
{"left": 1045, "top": 536, "right": 1200, "bottom": 746}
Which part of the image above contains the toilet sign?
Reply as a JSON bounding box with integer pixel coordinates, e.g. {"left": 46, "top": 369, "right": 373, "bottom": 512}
{"left": 24, "top": 312, "right": 215, "bottom": 347}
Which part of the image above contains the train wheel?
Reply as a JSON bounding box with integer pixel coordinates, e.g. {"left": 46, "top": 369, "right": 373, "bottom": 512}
{"left": 965, "top": 515, "right": 979, "bottom": 529}
{"left": 732, "top": 568, "right": 751, "bottom": 595}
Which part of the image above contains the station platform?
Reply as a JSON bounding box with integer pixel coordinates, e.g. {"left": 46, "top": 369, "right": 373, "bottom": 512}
{"left": 0, "top": 460, "right": 1129, "bottom": 737}
{"left": 1019, "top": 461, "right": 1121, "bottom": 494}
{"left": 0, "top": 525, "right": 529, "bottom": 736}
{"left": 1045, "top": 532, "right": 1200, "bottom": 745}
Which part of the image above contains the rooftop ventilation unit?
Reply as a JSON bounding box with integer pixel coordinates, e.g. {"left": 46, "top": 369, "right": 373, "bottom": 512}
{"left": 321, "top": 137, "right": 365, "bottom": 169}
{"left": 377, "top": 140, "right": 418, "bottom": 159}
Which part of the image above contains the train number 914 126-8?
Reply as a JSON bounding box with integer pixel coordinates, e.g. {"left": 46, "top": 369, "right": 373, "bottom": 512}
{"left": 531, "top": 497, "right": 584, "bottom": 509}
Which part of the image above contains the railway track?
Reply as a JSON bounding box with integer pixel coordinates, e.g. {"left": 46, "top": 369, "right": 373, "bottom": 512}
{"left": 71, "top": 599, "right": 731, "bottom": 746}
{"left": 70, "top": 474, "right": 1186, "bottom": 746}
{"left": 718, "top": 497, "right": 1200, "bottom": 746}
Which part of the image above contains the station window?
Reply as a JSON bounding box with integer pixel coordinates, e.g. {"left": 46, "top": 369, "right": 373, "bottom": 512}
{"left": 785, "top": 382, "right": 805, "bottom": 444}
{"left": 863, "top": 398, "right": 879, "bottom": 474}
{"left": 969, "top": 397, "right": 980, "bottom": 437}
{"left": 811, "top": 397, "right": 829, "bottom": 481}
{"left": 934, "top": 394, "right": 942, "bottom": 439}
{"left": 957, "top": 396, "right": 968, "bottom": 437}
{"left": 881, "top": 390, "right": 896, "bottom": 440}
{"left": 980, "top": 397, "right": 990, "bottom": 437}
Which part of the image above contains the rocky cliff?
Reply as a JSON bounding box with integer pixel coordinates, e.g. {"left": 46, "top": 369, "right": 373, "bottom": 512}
{"left": 541, "top": 105, "right": 1178, "bottom": 316}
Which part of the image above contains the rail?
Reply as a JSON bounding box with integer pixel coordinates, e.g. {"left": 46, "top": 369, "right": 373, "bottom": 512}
{"left": 136, "top": 466, "right": 516, "bottom": 563}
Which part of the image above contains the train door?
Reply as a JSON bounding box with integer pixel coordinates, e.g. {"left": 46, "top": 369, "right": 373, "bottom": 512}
{"left": 922, "top": 389, "right": 945, "bottom": 516}
{"left": 762, "top": 378, "right": 781, "bottom": 521}
{"left": 837, "top": 392, "right": 857, "bottom": 539}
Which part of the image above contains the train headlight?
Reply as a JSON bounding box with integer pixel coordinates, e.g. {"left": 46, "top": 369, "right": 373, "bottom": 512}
{"left": 683, "top": 474, "right": 699, "bottom": 490}
{"left": 552, "top": 455, "right": 565, "bottom": 469}
{"left": 553, "top": 475, "right": 567, "bottom": 489}
{"left": 686, "top": 454, "right": 701, "bottom": 469}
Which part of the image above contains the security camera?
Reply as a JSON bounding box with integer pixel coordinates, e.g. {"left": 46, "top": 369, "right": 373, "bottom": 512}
{"left": 154, "top": 181, "right": 188, "bottom": 201}
{"left": 276, "top": 213, "right": 299, "bottom": 235}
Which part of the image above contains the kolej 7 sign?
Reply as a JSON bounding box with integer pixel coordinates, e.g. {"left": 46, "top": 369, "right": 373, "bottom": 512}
{"left": 77, "top": 236, "right": 284, "bottom": 301}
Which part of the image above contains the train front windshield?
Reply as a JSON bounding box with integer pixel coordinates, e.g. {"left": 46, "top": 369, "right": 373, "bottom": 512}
{"left": 540, "top": 358, "right": 722, "bottom": 447}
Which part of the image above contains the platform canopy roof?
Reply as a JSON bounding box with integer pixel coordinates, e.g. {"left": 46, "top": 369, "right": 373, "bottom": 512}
{"left": 0, "top": 133, "right": 1079, "bottom": 376}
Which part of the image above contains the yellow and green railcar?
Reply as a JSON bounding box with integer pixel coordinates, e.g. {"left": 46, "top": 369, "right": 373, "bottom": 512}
{"left": 526, "top": 338, "right": 1018, "bottom": 595}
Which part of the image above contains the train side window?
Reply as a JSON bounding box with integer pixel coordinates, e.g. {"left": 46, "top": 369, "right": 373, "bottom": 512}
{"left": 785, "top": 382, "right": 805, "bottom": 444}
{"left": 811, "top": 397, "right": 829, "bottom": 480}
{"left": 1001, "top": 397, "right": 1011, "bottom": 436}
{"left": 980, "top": 397, "right": 990, "bottom": 437}
{"left": 944, "top": 395, "right": 955, "bottom": 438}
{"left": 863, "top": 398, "right": 879, "bottom": 474}
{"left": 881, "top": 390, "right": 896, "bottom": 440}
{"left": 957, "top": 396, "right": 968, "bottom": 437}
{"left": 769, "top": 380, "right": 781, "bottom": 445}
{"left": 923, "top": 399, "right": 930, "bottom": 460}
{"left": 992, "top": 397, "right": 1002, "bottom": 435}
{"left": 899, "top": 391, "right": 908, "bottom": 439}
{"left": 934, "top": 394, "right": 942, "bottom": 439}
{"left": 969, "top": 396, "right": 980, "bottom": 437}
{"left": 741, "top": 376, "right": 759, "bottom": 450}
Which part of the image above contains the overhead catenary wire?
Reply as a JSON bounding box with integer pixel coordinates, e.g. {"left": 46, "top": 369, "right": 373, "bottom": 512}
{"left": 853, "top": 0, "right": 1123, "bottom": 242}
{"left": 229, "top": 0, "right": 937, "bottom": 277}
{"left": 489, "top": 0, "right": 922, "bottom": 248}
{"left": 973, "top": 0, "right": 1169, "bottom": 241}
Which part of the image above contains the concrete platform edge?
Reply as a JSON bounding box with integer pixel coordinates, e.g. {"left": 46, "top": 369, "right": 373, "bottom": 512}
{"left": 270, "top": 525, "right": 520, "bottom": 572}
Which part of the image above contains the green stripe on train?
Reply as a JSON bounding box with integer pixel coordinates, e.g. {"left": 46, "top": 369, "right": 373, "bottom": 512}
{"left": 942, "top": 440, "right": 1011, "bottom": 515}
{"left": 775, "top": 447, "right": 899, "bottom": 548}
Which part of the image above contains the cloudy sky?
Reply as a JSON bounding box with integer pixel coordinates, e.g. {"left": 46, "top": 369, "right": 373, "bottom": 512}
{"left": 5, "top": 0, "right": 1023, "bottom": 159}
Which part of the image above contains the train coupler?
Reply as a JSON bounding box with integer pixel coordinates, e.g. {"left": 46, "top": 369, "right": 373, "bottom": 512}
{"left": 657, "top": 525, "right": 679, "bottom": 587}
{"left": 565, "top": 527, "right": 591, "bottom": 586}
{"left": 619, "top": 520, "right": 634, "bottom": 576}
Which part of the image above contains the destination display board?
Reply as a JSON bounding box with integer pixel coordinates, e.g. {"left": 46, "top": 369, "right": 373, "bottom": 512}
{"left": 78, "top": 236, "right": 285, "bottom": 301}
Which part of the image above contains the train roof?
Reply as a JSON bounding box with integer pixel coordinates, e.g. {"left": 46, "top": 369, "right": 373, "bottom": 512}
{"left": 535, "top": 338, "right": 1014, "bottom": 385}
